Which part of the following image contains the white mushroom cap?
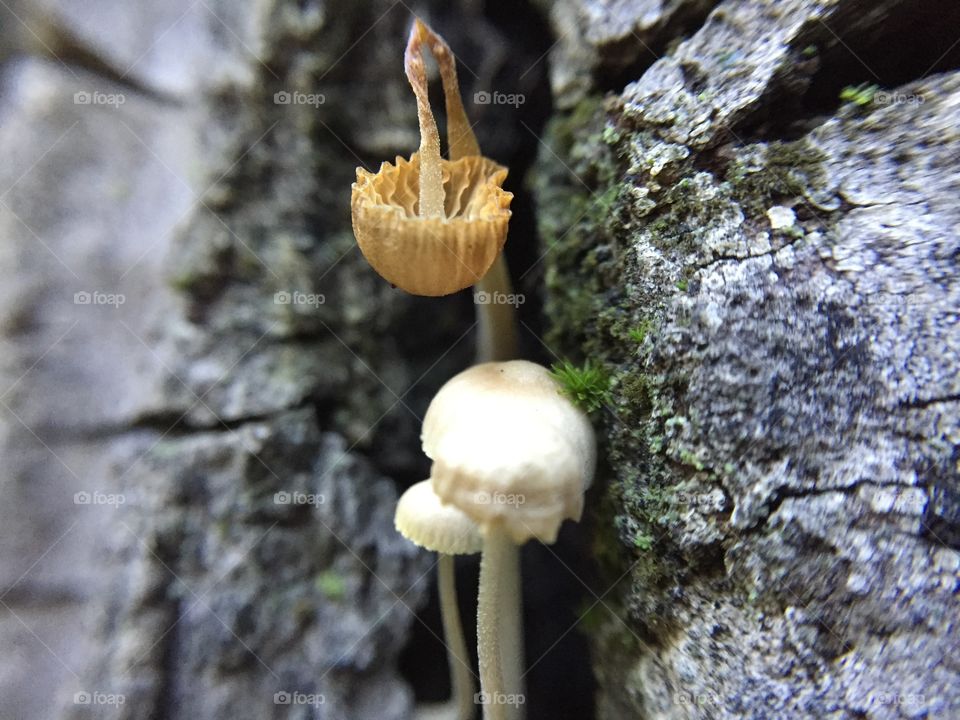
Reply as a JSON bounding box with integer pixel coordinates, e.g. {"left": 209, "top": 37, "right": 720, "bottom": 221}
{"left": 395, "top": 480, "right": 484, "bottom": 554}
{"left": 422, "top": 360, "right": 596, "bottom": 545}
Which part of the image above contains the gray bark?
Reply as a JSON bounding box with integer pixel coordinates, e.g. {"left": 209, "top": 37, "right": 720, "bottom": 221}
{"left": 0, "top": 1, "right": 461, "bottom": 718}
{"left": 534, "top": 1, "right": 959, "bottom": 719}
{"left": 2, "top": 0, "right": 958, "bottom": 719}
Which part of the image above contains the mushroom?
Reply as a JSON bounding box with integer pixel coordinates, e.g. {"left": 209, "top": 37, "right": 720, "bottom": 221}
{"left": 396, "top": 479, "right": 483, "bottom": 720}
{"left": 351, "top": 18, "right": 518, "bottom": 360}
{"left": 352, "top": 19, "right": 511, "bottom": 298}
{"left": 422, "top": 361, "right": 597, "bottom": 720}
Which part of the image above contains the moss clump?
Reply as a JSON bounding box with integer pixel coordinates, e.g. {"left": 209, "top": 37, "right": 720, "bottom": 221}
{"left": 840, "top": 82, "right": 879, "bottom": 107}
{"left": 633, "top": 533, "right": 654, "bottom": 551}
{"left": 550, "top": 359, "right": 612, "bottom": 413}
{"left": 627, "top": 319, "right": 655, "bottom": 345}
{"left": 314, "top": 570, "right": 346, "bottom": 600}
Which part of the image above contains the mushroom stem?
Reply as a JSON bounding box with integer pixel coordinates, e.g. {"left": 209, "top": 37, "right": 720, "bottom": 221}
{"left": 405, "top": 19, "right": 444, "bottom": 218}
{"left": 499, "top": 539, "right": 525, "bottom": 720}
{"left": 438, "top": 554, "right": 476, "bottom": 720}
{"left": 477, "top": 527, "right": 522, "bottom": 720}
{"left": 474, "top": 254, "right": 518, "bottom": 363}
{"left": 418, "top": 20, "right": 480, "bottom": 162}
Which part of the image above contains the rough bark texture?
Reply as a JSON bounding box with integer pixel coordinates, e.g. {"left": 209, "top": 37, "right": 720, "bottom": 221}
{"left": 2, "top": 0, "right": 958, "bottom": 719}
{"left": 0, "top": 1, "right": 478, "bottom": 718}
{"left": 533, "top": 1, "right": 959, "bottom": 719}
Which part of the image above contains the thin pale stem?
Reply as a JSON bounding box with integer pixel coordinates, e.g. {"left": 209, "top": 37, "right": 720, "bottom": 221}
{"left": 405, "top": 19, "right": 444, "bottom": 218}
{"left": 478, "top": 528, "right": 520, "bottom": 720}
{"left": 500, "top": 538, "right": 525, "bottom": 720}
{"left": 438, "top": 554, "right": 476, "bottom": 720}
{"left": 475, "top": 253, "right": 518, "bottom": 362}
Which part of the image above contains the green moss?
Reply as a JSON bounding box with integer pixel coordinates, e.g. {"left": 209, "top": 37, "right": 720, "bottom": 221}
{"left": 588, "top": 185, "right": 621, "bottom": 226}
{"left": 601, "top": 125, "right": 622, "bottom": 145}
{"left": 314, "top": 570, "right": 346, "bottom": 600}
{"left": 840, "top": 82, "right": 879, "bottom": 107}
{"left": 726, "top": 139, "right": 828, "bottom": 217}
{"left": 633, "top": 533, "right": 654, "bottom": 551}
{"left": 532, "top": 90, "right": 743, "bottom": 636}
{"left": 644, "top": 173, "right": 733, "bottom": 257}
{"left": 627, "top": 319, "right": 655, "bottom": 345}
{"left": 550, "top": 359, "right": 612, "bottom": 413}
{"left": 533, "top": 96, "right": 626, "bottom": 358}
{"left": 678, "top": 448, "right": 706, "bottom": 472}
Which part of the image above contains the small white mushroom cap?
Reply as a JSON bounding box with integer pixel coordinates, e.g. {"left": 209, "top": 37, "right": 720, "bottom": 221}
{"left": 395, "top": 479, "right": 484, "bottom": 554}
{"left": 422, "top": 360, "right": 596, "bottom": 545}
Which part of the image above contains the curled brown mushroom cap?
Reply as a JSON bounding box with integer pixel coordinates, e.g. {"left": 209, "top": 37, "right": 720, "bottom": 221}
{"left": 423, "top": 360, "right": 596, "bottom": 545}
{"left": 351, "top": 18, "right": 512, "bottom": 297}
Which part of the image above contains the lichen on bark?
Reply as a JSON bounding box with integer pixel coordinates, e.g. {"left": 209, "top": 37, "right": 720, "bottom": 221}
{"left": 532, "top": 1, "right": 960, "bottom": 718}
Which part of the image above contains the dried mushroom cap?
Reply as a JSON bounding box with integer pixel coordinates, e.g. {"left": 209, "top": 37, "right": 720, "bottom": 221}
{"left": 395, "top": 479, "right": 483, "bottom": 555}
{"left": 352, "top": 154, "right": 511, "bottom": 297}
{"left": 423, "top": 361, "right": 596, "bottom": 545}
{"left": 350, "top": 18, "right": 512, "bottom": 297}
